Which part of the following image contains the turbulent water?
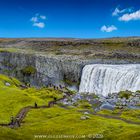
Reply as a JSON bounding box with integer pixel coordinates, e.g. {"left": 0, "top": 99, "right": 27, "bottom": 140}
{"left": 79, "top": 64, "right": 140, "bottom": 96}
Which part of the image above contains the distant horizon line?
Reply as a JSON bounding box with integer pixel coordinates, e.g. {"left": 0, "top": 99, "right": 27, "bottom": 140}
{"left": 0, "top": 36, "right": 140, "bottom": 40}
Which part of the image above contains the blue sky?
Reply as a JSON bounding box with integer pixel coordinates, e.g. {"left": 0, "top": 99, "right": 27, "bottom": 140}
{"left": 0, "top": 0, "right": 140, "bottom": 38}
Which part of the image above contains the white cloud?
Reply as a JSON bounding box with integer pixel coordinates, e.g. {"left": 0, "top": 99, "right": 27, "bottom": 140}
{"left": 30, "top": 13, "right": 46, "bottom": 28}
{"left": 33, "top": 22, "right": 45, "bottom": 28}
{"left": 119, "top": 10, "right": 140, "bottom": 21}
{"left": 31, "top": 17, "right": 38, "bottom": 22}
{"left": 112, "top": 7, "right": 132, "bottom": 16}
{"left": 40, "top": 15, "right": 46, "bottom": 20}
{"left": 101, "top": 25, "right": 117, "bottom": 32}
{"left": 112, "top": 8, "right": 124, "bottom": 16}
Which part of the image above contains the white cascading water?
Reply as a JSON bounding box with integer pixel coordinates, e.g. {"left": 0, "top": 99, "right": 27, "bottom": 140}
{"left": 79, "top": 64, "right": 140, "bottom": 96}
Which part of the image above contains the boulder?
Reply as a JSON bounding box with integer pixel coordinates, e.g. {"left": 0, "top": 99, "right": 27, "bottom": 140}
{"left": 80, "top": 115, "right": 90, "bottom": 120}
{"left": 84, "top": 112, "right": 89, "bottom": 115}
{"left": 5, "top": 82, "right": 11, "bottom": 86}
{"left": 100, "top": 103, "right": 115, "bottom": 110}
{"left": 80, "top": 116, "right": 87, "bottom": 120}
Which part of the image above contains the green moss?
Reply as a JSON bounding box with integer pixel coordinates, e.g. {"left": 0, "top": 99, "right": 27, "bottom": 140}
{"left": 3, "top": 69, "right": 12, "bottom": 74}
{"left": 98, "top": 109, "right": 120, "bottom": 117}
{"left": 92, "top": 94, "right": 99, "bottom": 99}
{"left": 119, "top": 91, "right": 132, "bottom": 99}
{"left": 1, "top": 61, "right": 13, "bottom": 67}
{"left": 0, "top": 74, "right": 21, "bottom": 87}
{"left": 120, "top": 110, "right": 140, "bottom": 123}
{"left": 0, "top": 74, "right": 63, "bottom": 123}
{"left": 0, "top": 48, "right": 19, "bottom": 53}
{"left": 0, "top": 74, "right": 140, "bottom": 140}
{"left": 0, "top": 49, "right": 10, "bottom": 53}
{"left": 136, "top": 90, "right": 140, "bottom": 93}
{"left": 98, "top": 108, "right": 140, "bottom": 124}
{"left": 63, "top": 75, "right": 80, "bottom": 86}
{"left": 65, "top": 88, "right": 77, "bottom": 95}
{"left": 55, "top": 51, "right": 63, "bottom": 55}
{"left": 63, "top": 76, "right": 73, "bottom": 86}
{"left": 77, "top": 100, "right": 92, "bottom": 109}
{"left": 21, "top": 66, "right": 36, "bottom": 75}
{"left": 25, "top": 87, "right": 63, "bottom": 102}
{"left": 57, "top": 102, "right": 68, "bottom": 107}
{"left": 10, "top": 106, "right": 140, "bottom": 140}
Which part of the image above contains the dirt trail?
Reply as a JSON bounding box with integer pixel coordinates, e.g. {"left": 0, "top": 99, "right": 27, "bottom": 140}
{"left": 93, "top": 113, "right": 140, "bottom": 125}
{"left": 78, "top": 110, "right": 140, "bottom": 125}
{"left": 0, "top": 90, "right": 69, "bottom": 128}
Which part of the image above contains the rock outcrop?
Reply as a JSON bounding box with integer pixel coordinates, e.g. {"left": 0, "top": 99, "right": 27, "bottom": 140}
{"left": 0, "top": 51, "right": 85, "bottom": 86}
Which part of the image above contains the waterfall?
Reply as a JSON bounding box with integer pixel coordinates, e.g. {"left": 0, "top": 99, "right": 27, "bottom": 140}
{"left": 79, "top": 64, "right": 140, "bottom": 96}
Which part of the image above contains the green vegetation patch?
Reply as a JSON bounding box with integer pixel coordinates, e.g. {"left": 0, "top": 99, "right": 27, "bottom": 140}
{"left": 63, "top": 75, "right": 80, "bottom": 86}
{"left": 12, "top": 106, "right": 140, "bottom": 140}
{"left": 74, "top": 100, "right": 92, "bottom": 109}
{"left": 21, "top": 66, "right": 36, "bottom": 76}
{"left": 120, "top": 109, "right": 140, "bottom": 123}
{"left": 98, "top": 108, "right": 140, "bottom": 123}
{"left": 0, "top": 74, "right": 139, "bottom": 140}
{"left": 119, "top": 91, "right": 132, "bottom": 99}
{"left": 0, "top": 74, "right": 63, "bottom": 123}
{"left": 25, "top": 87, "right": 63, "bottom": 103}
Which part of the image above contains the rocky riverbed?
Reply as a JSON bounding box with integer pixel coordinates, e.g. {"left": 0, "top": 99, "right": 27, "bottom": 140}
{"left": 61, "top": 90, "right": 140, "bottom": 111}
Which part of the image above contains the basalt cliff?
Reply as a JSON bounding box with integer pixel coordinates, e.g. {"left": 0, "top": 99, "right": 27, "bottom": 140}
{"left": 0, "top": 38, "right": 140, "bottom": 88}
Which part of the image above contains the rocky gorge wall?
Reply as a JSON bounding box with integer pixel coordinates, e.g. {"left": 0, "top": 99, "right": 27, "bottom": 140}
{"left": 0, "top": 51, "right": 140, "bottom": 88}
{"left": 0, "top": 51, "right": 85, "bottom": 87}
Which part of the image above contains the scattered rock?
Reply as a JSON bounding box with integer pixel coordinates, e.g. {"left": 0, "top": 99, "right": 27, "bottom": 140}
{"left": 85, "top": 116, "right": 90, "bottom": 119}
{"left": 64, "top": 90, "right": 140, "bottom": 111}
{"left": 122, "top": 102, "right": 126, "bottom": 106}
{"left": 100, "top": 103, "right": 115, "bottom": 110}
{"left": 5, "top": 82, "right": 11, "bottom": 86}
{"left": 80, "top": 116, "right": 87, "bottom": 120}
{"left": 84, "top": 112, "right": 89, "bottom": 115}
{"left": 80, "top": 115, "right": 90, "bottom": 120}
